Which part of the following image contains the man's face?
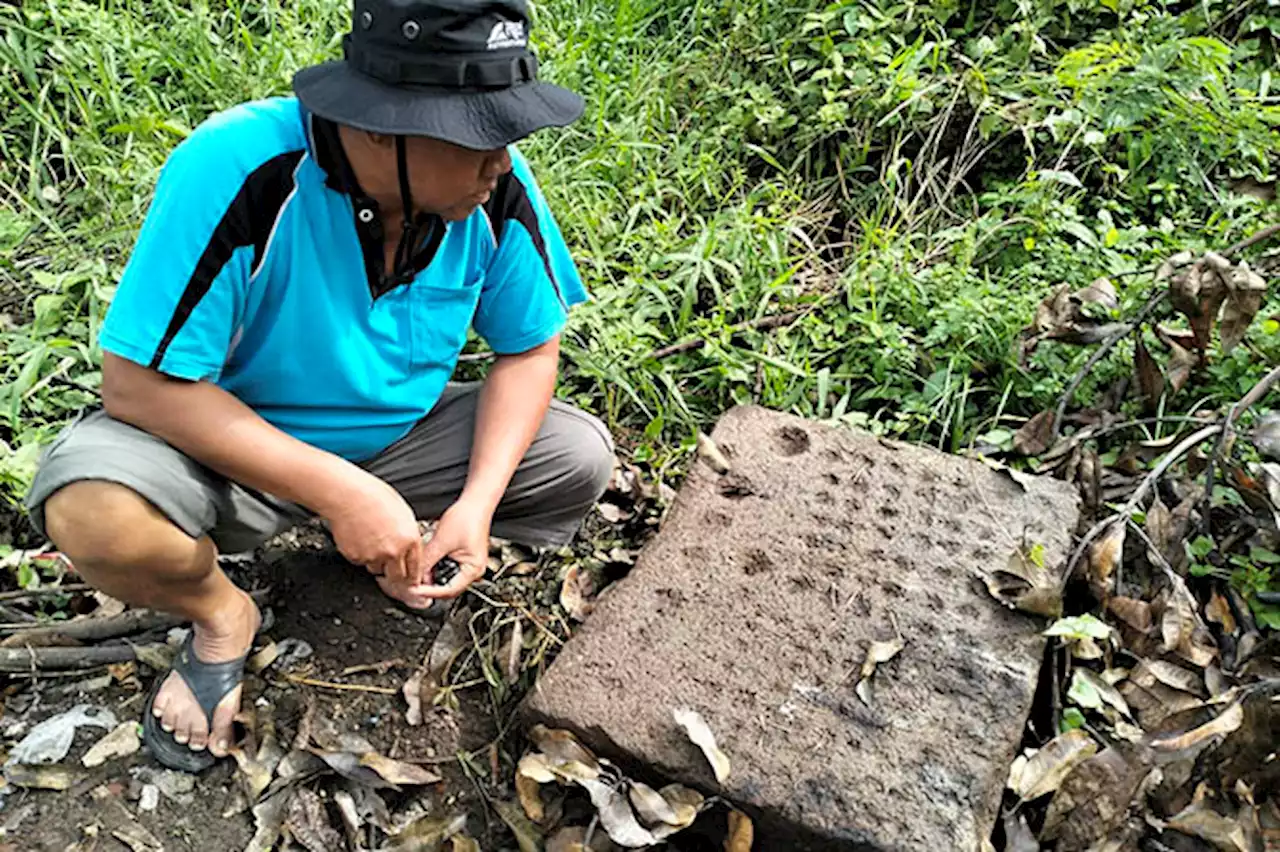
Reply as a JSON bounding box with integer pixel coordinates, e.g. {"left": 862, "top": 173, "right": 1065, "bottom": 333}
{"left": 400, "top": 135, "right": 512, "bottom": 222}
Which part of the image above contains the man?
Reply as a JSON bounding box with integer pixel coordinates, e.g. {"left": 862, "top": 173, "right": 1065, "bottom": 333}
{"left": 23, "top": 0, "right": 613, "bottom": 773}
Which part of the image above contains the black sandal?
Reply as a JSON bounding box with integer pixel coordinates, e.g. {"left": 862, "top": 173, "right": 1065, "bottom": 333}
{"left": 141, "top": 633, "right": 250, "bottom": 773}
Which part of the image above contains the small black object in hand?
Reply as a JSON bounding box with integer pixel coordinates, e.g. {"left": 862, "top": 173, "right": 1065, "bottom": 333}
{"left": 433, "top": 556, "right": 461, "bottom": 587}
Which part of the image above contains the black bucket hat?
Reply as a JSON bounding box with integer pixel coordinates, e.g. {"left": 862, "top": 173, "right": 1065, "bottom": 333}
{"left": 293, "top": 0, "right": 583, "bottom": 150}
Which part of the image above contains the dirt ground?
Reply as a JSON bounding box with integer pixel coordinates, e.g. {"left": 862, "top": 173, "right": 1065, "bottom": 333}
{"left": 1, "top": 545, "right": 503, "bottom": 852}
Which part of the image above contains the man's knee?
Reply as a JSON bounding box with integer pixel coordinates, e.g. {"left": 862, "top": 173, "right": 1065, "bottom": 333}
{"left": 44, "top": 481, "right": 196, "bottom": 572}
{"left": 554, "top": 410, "right": 614, "bottom": 505}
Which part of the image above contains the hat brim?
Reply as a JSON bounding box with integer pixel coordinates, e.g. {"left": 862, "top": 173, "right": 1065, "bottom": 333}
{"left": 292, "top": 61, "right": 584, "bottom": 150}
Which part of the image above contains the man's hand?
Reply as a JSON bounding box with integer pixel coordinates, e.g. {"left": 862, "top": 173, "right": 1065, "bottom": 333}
{"left": 415, "top": 496, "right": 492, "bottom": 599}
{"left": 324, "top": 471, "right": 425, "bottom": 583}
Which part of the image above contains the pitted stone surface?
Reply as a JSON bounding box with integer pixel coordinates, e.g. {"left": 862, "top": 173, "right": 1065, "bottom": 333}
{"left": 524, "top": 406, "right": 1080, "bottom": 850}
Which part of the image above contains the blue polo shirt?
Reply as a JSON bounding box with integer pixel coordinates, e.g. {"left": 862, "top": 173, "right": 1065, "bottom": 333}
{"left": 101, "top": 97, "right": 585, "bottom": 461}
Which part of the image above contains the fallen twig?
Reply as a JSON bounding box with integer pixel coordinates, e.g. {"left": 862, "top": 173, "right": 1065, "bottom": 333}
{"left": 1068, "top": 423, "right": 1223, "bottom": 579}
{"left": 0, "top": 583, "right": 91, "bottom": 603}
{"left": 281, "top": 674, "right": 398, "bottom": 695}
{"left": 0, "top": 643, "right": 163, "bottom": 672}
{"left": 1224, "top": 222, "right": 1280, "bottom": 258}
{"left": 1050, "top": 223, "right": 1280, "bottom": 441}
{"left": 1, "top": 588, "right": 271, "bottom": 642}
{"left": 2, "top": 609, "right": 177, "bottom": 642}
{"left": 646, "top": 310, "right": 807, "bottom": 360}
{"left": 0, "top": 604, "right": 38, "bottom": 624}
{"left": 1051, "top": 292, "right": 1169, "bottom": 439}
{"left": 340, "top": 658, "right": 406, "bottom": 676}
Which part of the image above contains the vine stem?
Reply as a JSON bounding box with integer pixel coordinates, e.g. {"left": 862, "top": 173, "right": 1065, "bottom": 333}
{"left": 1199, "top": 364, "right": 1280, "bottom": 537}
{"left": 1051, "top": 292, "right": 1169, "bottom": 439}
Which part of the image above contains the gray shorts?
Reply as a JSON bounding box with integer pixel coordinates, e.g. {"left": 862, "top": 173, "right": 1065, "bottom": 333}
{"left": 24, "top": 383, "right": 615, "bottom": 554}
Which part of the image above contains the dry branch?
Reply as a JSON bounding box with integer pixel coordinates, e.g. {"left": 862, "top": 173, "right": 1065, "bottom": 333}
{"left": 0, "top": 643, "right": 160, "bottom": 672}
{"left": 647, "top": 310, "right": 807, "bottom": 360}
{"left": 0, "top": 583, "right": 91, "bottom": 603}
{"left": 1050, "top": 222, "right": 1280, "bottom": 441}
{"left": 2, "top": 609, "right": 177, "bottom": 643}
{"left": 1051, "top": 292, "right": 1168, "bottom": 439}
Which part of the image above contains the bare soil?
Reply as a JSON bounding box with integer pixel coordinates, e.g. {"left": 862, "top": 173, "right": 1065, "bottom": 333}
{"left": 1, "top": 545, "right": 502, "bottom": 851}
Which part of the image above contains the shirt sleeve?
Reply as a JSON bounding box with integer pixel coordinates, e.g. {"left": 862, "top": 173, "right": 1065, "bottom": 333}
{"left": 100, "top": 125, "right": 254, "bottom": 382}
{"left": 471, "top": 150, "right": 587, "bottom": 355}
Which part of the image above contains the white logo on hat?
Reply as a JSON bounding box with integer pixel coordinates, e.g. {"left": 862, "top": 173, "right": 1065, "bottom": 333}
{"left": 486, "top": 21, "right": 526, "bottom": 50}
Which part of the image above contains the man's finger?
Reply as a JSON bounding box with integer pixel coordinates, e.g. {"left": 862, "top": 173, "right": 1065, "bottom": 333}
{"left": 377, "top": 555, "right": 407, "bottom": 582}
{"left": 403, "top": 538, "right": 427, "bottom": 586}
{"left": 419, "top": 536, "right": 449, "bottom": 584}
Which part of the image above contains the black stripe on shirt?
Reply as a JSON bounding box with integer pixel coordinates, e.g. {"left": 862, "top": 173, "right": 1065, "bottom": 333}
{"left": 482, "top": 172, "right": 565, "bottom": 309}
{"left": 149, "top": 149, "right": 304, "bottom": 372}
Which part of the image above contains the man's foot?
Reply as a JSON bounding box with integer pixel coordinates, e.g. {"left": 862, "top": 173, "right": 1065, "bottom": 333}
{"left": 149, "top": 588, "right": 259, "bottom": 759}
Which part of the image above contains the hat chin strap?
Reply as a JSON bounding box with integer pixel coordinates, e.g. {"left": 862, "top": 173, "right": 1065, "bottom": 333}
{"left": 383, "top": 134, "right": 420, "bottom": 290}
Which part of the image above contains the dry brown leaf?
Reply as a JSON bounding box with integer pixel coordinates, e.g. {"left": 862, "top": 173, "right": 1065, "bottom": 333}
{"left": 1161, "top": 581, "right": 1218, "bottom": 667}
{"left": 1135, "top": 337, "right": 1164, "bottom": 410}
{"left": 111, "top": 823, "right": 163, "bottom": 852}
{"left": 1205, "top": 590, "right": 1238, "bottom": 635}
{"left": 982, "top": 545, "right": 1064, "bottom": 617}
{"left": 1154, "top": 323, "right": 1199, "bottom": 393}
{"left": 360, "top": 752, "right": 441, "bottom": 787}
{"left": 1152, "top": 700, "right": 1244, "bottom": 753}
{"left": 1108, "top": 596, "right": 1154, "bottom": 633}
{"left": 547, "top": 826, "right": 618, "bottom": 852}
{"left": 1219, "top": 261, "right": 1267, "bottom": 355}
{"left": 655, "top": 784, "right": 702, "bottom": 829}
{"left": 285, "top": 787, "right": 345, "bottom": 852}
{"left": 1076, "top": 277, "right": 1119, "bottom": 310}
{"left": 628, "top": 781, "right": 682, "bottom": 827}
{"left": 560, "top": 564, "right": 597, "bottom": 622}
{"left": 696, "top": 432, "right": 732, "bottom": 474}
{"left": 516, "top": 766, "right": 546, "bottom": 824}
{"left": 1252, "top": 413, "right": 1280, "bottom": 461}
{"left": 1007, "top": 728, "right": 1098, "bottom": 801}
{"left": 596, "top": 502, "right": 632, "bottom": 524}
{"left": 360, "top": 752, "right": 440, "bottom": 788}
{"left": 333, "top": 790, "right": 362, "bottom": 851}
{"left": 2, "top": 764, "right": 80, "bottom": 791}
{"left": 1013, "top": 410, "right": 1056, "bottom": 456}
{"left": 420, "top": 606, "right": 470, "bottom": 708}
{"left": 245, "top": 789, "right": 292, "bottom": 852}
{"left": 673, "top": 707, "right": 731, "bottom": 784}
{"left": 1088, "top": 520, "right": 1125, "bottom": 600}
{"left": 81, "top": 721, "right": 140, "bottom": 768}
{"left": 1145, "top": 497, "right": 1173, "bottom": 566}
{"left": 854, "top": 637, "right": 904, "bottom": 706}
{"left": 503, "top": 619, "right": 525, "bottom": 685}
{"left": 578, "top": 777, "right": 663, "bottom": 847}
{"left": 403, "top": 669, "right": 424, "bottom": 727}
{"left": 450, "top": 836, "right": 482, "bottom": 852}
{"left": 1041, "top": 744, "right": 1154, "bottom": 849}
{"left": 725, "top": 810, "right": 754, "bottom": 852}
{"left": 1002, "top": 811, "right": 1038, "bottom": 852}
{"left": 1168, "top": 792, "right": 1251, "bottom": 852}
{"left": 528, "top": 726, "right": 599, "bottom": 767}
{"left": 386, "top": 813, "right": 469, "bottom": 852}
{"left": 1137, "top": 659, "right": 1206, "bottom": 698}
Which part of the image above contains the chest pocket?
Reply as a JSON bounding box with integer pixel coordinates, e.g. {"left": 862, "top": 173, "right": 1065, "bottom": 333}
{"left": 409, "top": 277, "right": 482, "bottom": 370}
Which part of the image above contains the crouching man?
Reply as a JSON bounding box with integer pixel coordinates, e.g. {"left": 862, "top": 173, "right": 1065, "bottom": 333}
{"left": 24, "top": 0, "right": 612, "bottom": 773}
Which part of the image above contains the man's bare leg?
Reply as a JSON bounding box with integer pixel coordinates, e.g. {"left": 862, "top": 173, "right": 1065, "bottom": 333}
{"left": 43, "top": 481, "right": 259, "bottom": 758}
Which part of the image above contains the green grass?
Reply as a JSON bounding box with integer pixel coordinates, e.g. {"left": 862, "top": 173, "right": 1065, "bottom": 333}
{"left": 2, "top": 0, "right": 1279, "bottom": 528}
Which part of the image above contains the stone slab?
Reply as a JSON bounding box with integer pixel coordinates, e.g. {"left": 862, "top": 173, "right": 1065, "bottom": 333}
{"left": 524, "top": 406, "right": 1080, "bottom": 850}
